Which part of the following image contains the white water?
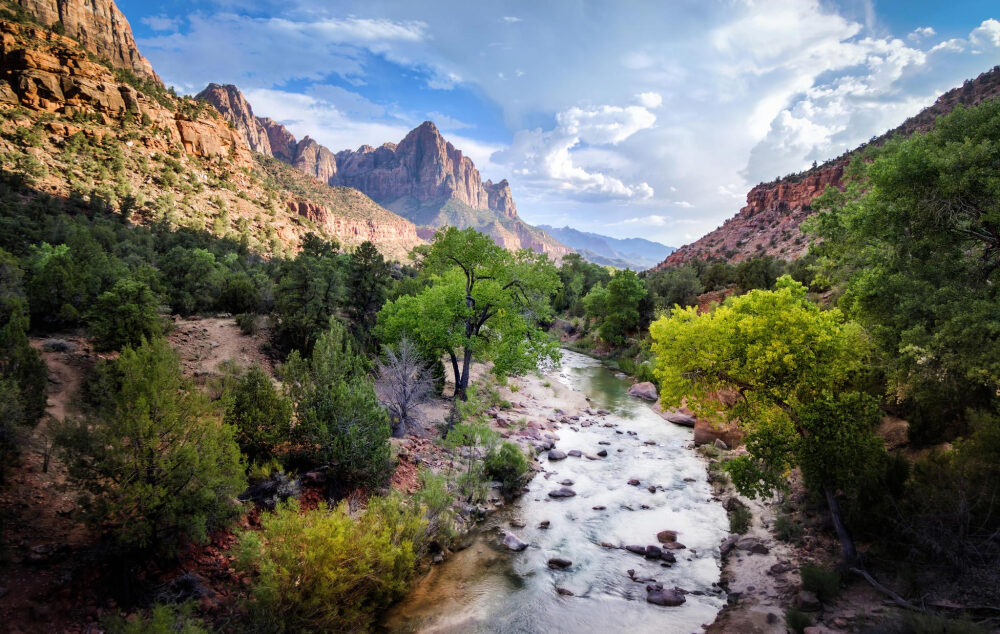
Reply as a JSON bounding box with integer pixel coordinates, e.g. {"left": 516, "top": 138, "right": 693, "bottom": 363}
{"left": 383, "top": 350, "right": 729, "bottom": 633}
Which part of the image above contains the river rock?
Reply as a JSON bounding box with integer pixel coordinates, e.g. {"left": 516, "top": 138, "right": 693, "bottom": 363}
{"left": 548, "top": 487, "right": 576, "bottom": 498}
{"left": 539, "top": 520, "right": 550, "bottom": 529}
{"left": 567, "top": 450, "right": 582, "bottom": 457}
{"left": 646, "top": 587, "right": 686, "bottom": 607}
{"left": 657, "top": 530, "right": 678, "bottom": 543}
{"left": 628, "top": 478, "right": 641, "bottom": 486}
{"left": 625, "top": 544, "right": 647, "bottom": 555}
{"left": 720, "top": 535, "right": 739, "bottom": 556}
{"left": 736, "top": 537, "right": 770, "bottom": 555}
{"left": 502, "top": 533, "right": 528, "bottom": 552}
{"left": 547, "top": 557, "right": 572, "bottom": 569}
{"left": 559, "top": 479, "right": 574, "bottom": 486}
{"left": 628, "top": 382, "right": 658, "bottom": 401}
{"left": 797, "top": 590, "right": 822, "bottom": 611}
{"left": 597, "top": 449, "right": 608, "bottom": 457}
{"left": 548, "top": 449, "right": 567, "bottom": 461}
{"left": 660, "top": 409, "right": 696, "bottom": 427}
{"left": 714, "top": 438, "right": 729, "bottom": 450}
{"left": 644, "top": 545, "right": 664, "bottom": 559}
{"left": 510, "top": 519, "right": 526, "bottom": 528}
{"left": 555, "top": 587, "right": 574, "bottom": 596}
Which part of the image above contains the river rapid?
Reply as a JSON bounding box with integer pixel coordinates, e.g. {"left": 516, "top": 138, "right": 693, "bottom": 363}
{"left": 382, "top": 350, "right": 730, "bottom": 634}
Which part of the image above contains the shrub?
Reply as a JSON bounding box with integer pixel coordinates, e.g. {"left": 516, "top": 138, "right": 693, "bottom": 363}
{"left": 104, "top": 602, "right": 210, "bottom": 634}
{"left": 728, "top": 502, "right": 752, "bottom": 534}
{"left": 90, "top": 277, "right": 163, "bottom": 351}
{"left": 237, "top": 495, "right": 426, "bottom": 632}
{"left": 800, "top": 563, "right": 841, "bottom": 603}
{"left": 412, "top": 469, "right": 457, "bottom": 549}
{"left": 784, "top": 606, "right": 813, "bottom": 633}
{"left": 774, "top": 513, "right": 804, "bottom": 542}
{"left": 219, "top": 272, "right": 259, "bottom": 314}
{"left": 224, "top": 365, "right": 292, "bottom": 465}
{"left": 484, "top": 441, "right": 529, "bottom": 497}
{"left": 235, "top": 312, "right": 257, "bottom": 335}
{"left": 54, "top": 338, "right": 246, "bottom": 555}
{"left": 899, "top": 612, "right": 988, "bottom": 634}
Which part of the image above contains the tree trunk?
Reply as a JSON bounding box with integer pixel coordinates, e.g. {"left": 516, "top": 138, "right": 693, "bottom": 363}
{"left": 448, "top": 351, "right": 461, "bottom": 400}
{"left": 823, "top": 486, "right": 859, "bottom": 566}
{"left": 457, "top": 347, "right": 474, "bottom": 401}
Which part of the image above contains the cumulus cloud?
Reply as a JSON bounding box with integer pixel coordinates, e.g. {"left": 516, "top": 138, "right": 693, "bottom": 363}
{"left": 142, "top": 15, "right": 182, "bottom": 32}
{"left": 908, "top": 26, "right": 936, "bottom": 41}
{"left": 492, "top": 103, "right": 656, "bottom": 200}
{"left": 636, "top": 92, "right": 663, "bottom": 109}
{"left": 971, "top": 18, "right": 1000, "bottom": 48}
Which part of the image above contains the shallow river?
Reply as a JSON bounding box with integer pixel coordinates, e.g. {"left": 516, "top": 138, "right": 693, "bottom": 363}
{"left": 382, "top": 350, "right": 729, "bottom": 634}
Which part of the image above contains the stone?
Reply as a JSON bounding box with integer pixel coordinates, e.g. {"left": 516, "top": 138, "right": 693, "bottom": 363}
{"left": 625, "top": 544, "right": 647, "bottom": 555}
{"left": 596, "top": 449, "right": 608, "bottom": 457}
{"left": 644, "top": 545, "right": 664, "bottom": 559}
{"left": 510, "top": 519, "right": 526, "bottom": 528}
{"left": 736, "top": 537, "right": 769, "bottom": 555}
{"left": 592, "top": 505, "right": 606, "bottom": 510}
{"left": 660, "top": 409, "right": 696, "bottom": 427}
{"left": 628, "top": 478, "right": 641, "bottom": 486}
{"left": 555, "top": 587, "right": 574, "bottom": 596}
{"left": 796, "top": 590, "right": 822, "bottom": 611}
{"left": 548, "top": 487, "right": 576, "bottom": 498}
{"left": 502, "top": 533, "right": 528, "bottom": 552}
{"left": 567, "top": 450, "right": 582, "bottom": 457}
{"left": 558, "top": 479, "right": 574, "bottom": 486}
{"left": 646, "top": 587, "right": 686, "bottom": 607}
{"left": 714, "top": 438, "right": 729, "bottom": 450}
{"left": 656, "top": 530, "right": 678, "bottom": 543}
{"left": 628, "top": 382, "right": 658, "bottom": 401}
{"left": 769, "top": 562, "right": 795, "bottom": 574}
{"left": 547, "top": 557, "right": 572, "bottom": 569}
{"left": 539, "top": 520, "right": 550, "bottom": 529}
{"left": 547, "top": 449, "right": 567, "bottom": 461}
{"left": 719, "top": 535, "right": 739, "bottom": 556}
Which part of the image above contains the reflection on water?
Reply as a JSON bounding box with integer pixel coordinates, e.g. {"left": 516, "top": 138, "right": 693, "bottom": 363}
{"left": 382, "top": 350, "right": 729, "bottom": 634}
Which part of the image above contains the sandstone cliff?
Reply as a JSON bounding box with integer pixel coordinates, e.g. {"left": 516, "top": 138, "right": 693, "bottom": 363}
{"left": 195, "top": 83, "right": 271, "bottom": 154}
{"left": 15, "top": 0, "right": 159, "bottom": 83}
{"left": 660, "top": 65, "right": 1000, "bottom": 268}
{"left": 0, "top": 14, "right": 422, "bottom": 260}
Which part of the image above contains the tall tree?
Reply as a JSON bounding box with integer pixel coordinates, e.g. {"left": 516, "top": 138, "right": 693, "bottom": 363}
{"left": 346, "top": 241, "right": 390, "bottom": 348}
{"left": 377, "top": 227, "right": 560, "bottom": 401}
{"left": 650, "top": 276, "right": 884, "bottom": 565}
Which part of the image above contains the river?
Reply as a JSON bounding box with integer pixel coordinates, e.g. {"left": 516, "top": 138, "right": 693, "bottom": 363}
{"left": 382, "top": 350, "right": 730, "bottom": 633}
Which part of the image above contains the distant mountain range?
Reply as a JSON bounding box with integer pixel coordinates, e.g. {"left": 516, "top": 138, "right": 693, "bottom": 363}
{"left": 536, "top": 225, "right": 674, "bottom": 270}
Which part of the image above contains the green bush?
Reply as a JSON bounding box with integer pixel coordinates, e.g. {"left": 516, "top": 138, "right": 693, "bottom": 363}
{"left": 54, "top": 338, "right": 246, "bottom": 555}
{"left": 412, "top": 469, "right": 457, "bottom": 549}
{"left": 224, "top": 364, "right": 292, "bottom": 465}
{"left": 237, "top": 495, "right": 426, "bottom": 632}
{"left": 104, "top": 601, "right": 210, "bottom": 634}
{"left": 800, "top": 563, "right": 841, "bottom": 603}
{"left": 774, "top": 513, "right": 804, "bottom": 542}
{"left": 219, "top": 272, "right": 260, "bottom": 314}
{"left": 728, "top": 502, "right": 752, "bottom": 534}
{"left": 90, "top": 277, "right": 163, "bottom": 351}
{"left": 235, "top": 312, "right": 257, "bottom": 335}
{"left": 484, "top": 441, "right": 529, "bottom": 497}
{"left": 784, "top": 606, "right": 813, "bottom": 633}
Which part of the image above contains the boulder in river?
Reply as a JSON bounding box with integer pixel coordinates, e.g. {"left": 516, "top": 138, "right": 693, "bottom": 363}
{"left": 502, "top": 533, "right": 528, "bottom": 552}
{"left": 548, "top": 449, "right": 567, "bottom": 461}
{"left": 659, "top": 408, "right": 696, "bottom": 427}
{"left": 628, "top": 382, "right": 658, "bottom": 401}
{"left": 644, "top": 545, "right": 664, "bottom": 559}
{"left": 548, "top": 487, "right": 576, "bottom": 498}
{"left": 657, "top": 530, "right": 678, "bottom": 543}
{"left": 547, "top": 557, "right": 572, "bottom": 569}
{"left": 628, "top": 478, "right": 641, "bottom": 486}
{"left": 567, "top": 449, "right": 582, "bottom": 457}
{"left": 625, "top": 544, "right": 647, "bottom": 555}
{"left": 555, "top": 587, "right": 574, "bottom": 596}
{"left": 646, "top": 586, "right": 686, "bottom": 607}
{"left": 597, "top": 449, "right": 608, "bottom": 457}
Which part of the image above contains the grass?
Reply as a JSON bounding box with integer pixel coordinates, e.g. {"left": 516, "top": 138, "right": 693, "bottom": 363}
{"left": 800, "top": 563, "right": 841, "bottom": 603}
{"left": 728, "top": 503, "right": 752, "bottom": 534}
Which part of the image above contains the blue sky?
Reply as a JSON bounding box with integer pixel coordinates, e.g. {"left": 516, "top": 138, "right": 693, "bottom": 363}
{"left": 118, "top": 0, "right": 1000, "bottom": 247}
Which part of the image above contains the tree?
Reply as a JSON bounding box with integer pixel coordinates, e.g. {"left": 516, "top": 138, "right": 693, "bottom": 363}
{"left": 54, "top": 338, "right": 246, "bottom": 554}
{"left": 583, "top": 268, "right": 648, "bottom": 346}
{"left": 0, "top": 249, "right": 47, "bottom": 428}
{"left": 274, "top": 234, "right": 343, "bottom": 352}
{"left": 375, "top": 337, "right": 433, "bottom": 438}
{"left": 224, "top": 364, "right": 292, "bottom": 465}
{"left": 554, "top": 253, "right": 611, "bottom": 315}
{"left": 346, "top": 241, "right": 390, "bottom": 348}
{"left": 159, "top": 246, "right": 225, "bottom": 315}
{"left": 646, "top": 264, "right": 703, "bottom": 309}
{"left": 90, "top": 277, "right": 163, "bottom": 351}
{"left": 377, "top": 227, "right": 560, "bottom": 401}
{"left": 810, "top": 99, "right": 1000, "bottom": 442}
{"left": 650, "top": 276, "right": 883, "bottom": 564}
{"left": 735, "top": 256, "right": 783, "bottom": 292}
{"left": 284, "top": 320, "right": 392, "bottom": 491}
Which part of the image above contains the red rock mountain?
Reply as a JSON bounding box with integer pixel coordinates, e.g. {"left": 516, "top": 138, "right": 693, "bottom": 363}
{"left": 197, "top": 83, "right": 570, "bottom": 257}
{"left": 16, "top": 0, "right": 159, "bottom": 83}
{"left": 660, "top": 65, "right": 1000, "bottom": 268}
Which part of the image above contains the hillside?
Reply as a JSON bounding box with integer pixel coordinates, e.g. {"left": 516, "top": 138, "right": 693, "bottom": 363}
{"left": 659, "top": 65, "right": 1000, "bottom": 267}
{"left": 537, "top": 225, "right": 674, "bottom": 270}
{"left": 0, "top": 5, "right": 422, "bottom": 260}
{"left": 198, "top": 84, "right": 572, "bottom": 258}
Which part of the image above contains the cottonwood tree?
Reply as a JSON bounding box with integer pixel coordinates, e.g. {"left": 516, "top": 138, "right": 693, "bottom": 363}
{"left": 375, "top": 337, "right": 433, "bottom": 438}
{"left": 583, "top": 268, "right": 648, "bottom": 346}
{"left": 650, "top": 276, "right": 885, "bottom": 565}
{"left": 377, "top": 227, "right": 560, "bottom": 401}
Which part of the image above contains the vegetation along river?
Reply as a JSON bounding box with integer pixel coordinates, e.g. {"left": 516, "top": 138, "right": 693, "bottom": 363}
{"left": 383, "top": 350, "right": 730, "bottom": 633}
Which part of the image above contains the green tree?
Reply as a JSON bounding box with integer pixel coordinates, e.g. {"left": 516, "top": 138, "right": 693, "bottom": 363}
{"left": 554, "top": 253, "right": 611, "bottom": 315}
{"left": 224, "top": 365, "right": 292, "bottom": 465}
{"left": 90, "top": 277, "right": 163, "bottom": 351}
{"left": 377, "top": 227, "right": 560, "bottom": 401}
{"left": 650, "top": 276, "right": 883, "bottom": 564}
{"left": 810, "top": 99, "right": 1000, "bottom": 442}
{"left": 274, "top": 234, "right": 343, "bottom": 352}
{"left": 26, "top": 242, "right": 85, "bottom": 327}
{"left": 54, "top": 338, "right": 246, "bottom": 554}
{"left": 159, "top": 246, "right": 225, "bottom": 314}
{"left": 646, "top": 264, "right": 703, "bottom": 309}
{"left": 284, "top": 320, "right": 392, "bottom": 490}
{"left": 735, "top": 256, "right": 784, "bottom": 292}
{"left": 0, "top": 249, "right": 47, "bottom": 430}
{"left": 583, "top": 268, "right": 648, "bottom": 346}
{"left": 346, "top": 241, "right": 389, "bottom": 348}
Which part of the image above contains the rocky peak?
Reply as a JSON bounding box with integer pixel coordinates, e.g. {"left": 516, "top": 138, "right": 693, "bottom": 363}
{"left": 292, "top": 136, "right": 337, "bottom": 183}
{"left": 258, "top": 117, "right": 297, "bottom": 162}
{"left": 16, "top": 0, "right": 159, "bottom": 83}
{"left": 196, "top": 83, "right": 272, "bottom": 155}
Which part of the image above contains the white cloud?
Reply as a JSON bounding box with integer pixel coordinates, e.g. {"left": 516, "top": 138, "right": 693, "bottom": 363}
{"left": 908, "top": 26, "right": 936, "bottom": 41}
{"left": 970, "top": 19, "right": 1000, "bottom": 48}
{"left": 501, "top": 16, "right": 522, "bottom": 24}
{"left": 636, "top": 92, "right": 663, "bottom": 109}
{"left": 672, "top": 201, "right": 693, "bottom": 208}
{"left": 931, "top": 39, "right": 966, "bottom": 54}
{"left": 142, "top": 15, "right": 181, "bottom": 32}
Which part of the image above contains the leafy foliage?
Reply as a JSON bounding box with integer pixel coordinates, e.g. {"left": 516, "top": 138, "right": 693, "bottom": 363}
{"left": 54, "top": 338, "right": 245, "bottom": 554}
{"left": 90, "top": 277, "right": 163, "bottom": 350}
{"left": 484, "top": 441, "right": 529, "bottom": 497}
{"left": 237, "top": 495, "right": 426, "bottom": 633}
{"left": 224, "top": 364, "right": 292, "bottom": 465}
{"left": 583, "top": 268, "right": 648, "bottom": 346}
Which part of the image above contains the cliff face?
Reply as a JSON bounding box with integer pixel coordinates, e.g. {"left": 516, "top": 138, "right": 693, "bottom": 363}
{"left": 259, "top": 117, "right": 296, "bottom": 162}
{"left": 292, "top": 136, "right": 337, "bottom": 184}
{"left": 195, "top": 83, "right": 271, "bottom": 154}
{"left": 16, "top": 0, "right": 159, "bottom": 83}
{"left": 660, "top": 65, "right": 1000, "bottom": 268}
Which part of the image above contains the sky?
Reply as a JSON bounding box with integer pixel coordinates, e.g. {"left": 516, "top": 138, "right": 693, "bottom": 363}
{"left": 118, "top": 0, "right": 1000, "bottom": 247}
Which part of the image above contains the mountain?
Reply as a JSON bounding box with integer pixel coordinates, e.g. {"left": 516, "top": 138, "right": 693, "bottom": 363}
{"left": 14, "top": 0, "right": 159, "bottom": 83}
{"left": 0, "top": 6, "right": 422, "bottom": 260}
{"left": 197, "top": 84, "right": 571, "bottom": 258}
{"left": 537, "top": 225, "right": 674, "bottom": 270}
{"left": 659, "top": 65, "right": 1000, "bottom": 268}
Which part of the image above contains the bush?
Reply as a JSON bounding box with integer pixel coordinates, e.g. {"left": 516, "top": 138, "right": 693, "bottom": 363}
{"left": 784, "top": 606, "right": 813, "bottom": 633}
{"left": 90, "top": 277, "right": 163, "bottom": 351}
{"left": 774, "top": 513, "right": 804, "bottom": 542}
{"left": 728, "top": 501, "right": 752, "bottom": 534}
{"left": 224, "top": 365, "right": 292, "bottom": 465}
{"left": 219, "top": 272, "right": 259, "bottom": 314}
{"left": 800, "top": 563, "right": 841, "bottom": 603}
{"left": 412, "top": 469, "right": 457, "bottom": 549}
{"left": 237, "top": 495, "right": 426, "bottom": 632}
{"left": 104, "top": 602, "right": 210, "bottom": 634}
{"left": 235, "top": 312, "right": 257, "bottom": 335}
{"left": 54, "top": 338, "right": 246, "bottom": 555}
{"left": 484, "top": 441, "right": 529, "bottom": 497}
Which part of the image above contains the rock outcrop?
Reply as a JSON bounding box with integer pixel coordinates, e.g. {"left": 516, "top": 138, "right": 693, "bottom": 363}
{"left": 16, "top": 0, "right": 159, "bottom": 83}
{"left": 195, "top": 83, "right": 271, "bottom": 154}
{"left": 292, "top": 136, "right": 337, "bottom": 184}
{"left": 659, "top": 65, "right": 1000, "bottom": 268}
{"left": 259, "top": 117, "right": 296, "bottom": 162}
